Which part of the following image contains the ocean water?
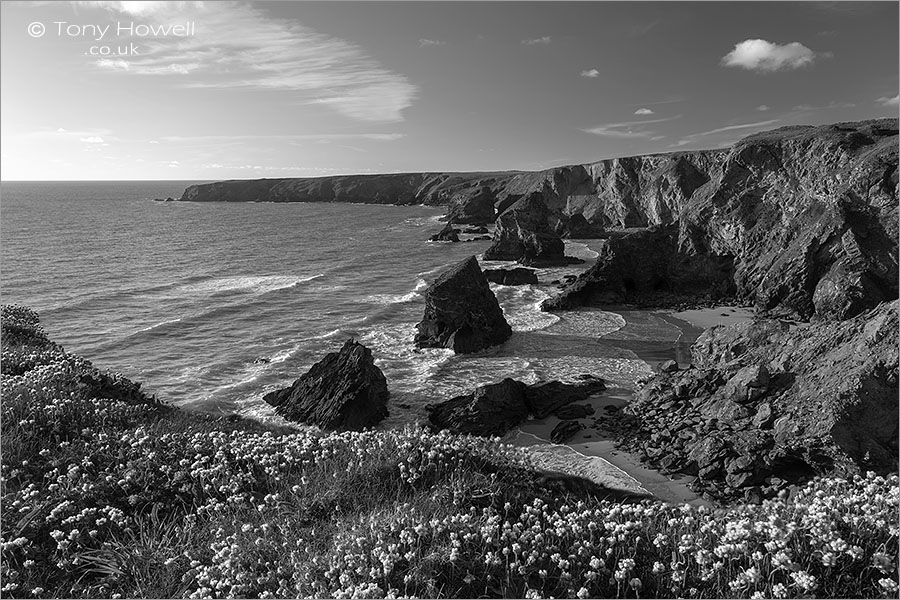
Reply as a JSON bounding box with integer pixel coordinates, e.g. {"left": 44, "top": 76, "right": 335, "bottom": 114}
{"left": 1, "top": 181, "right": 678, "bottom": 428}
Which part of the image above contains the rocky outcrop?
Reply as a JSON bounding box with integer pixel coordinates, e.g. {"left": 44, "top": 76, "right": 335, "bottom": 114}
{"left": 414, "top": 256, "right": 512, "bottom": 353}
{"left": 179, "top": 119, "right": 897, "bottom": 320}
{"left": 429, "top": 223, "right": 459, "bottom": 242}
{"left": 483, "top": 267, "right": 538, "bottom": 286}
{"left": 617, "top": 300, "right": 898, "bottom": 503}
{"left": 543, "top": 120, "right": 898, "bottom": 319}
{"left": 263, "top": 340, "right": 389, "bottom": 430}
{"left": 542, "top": 226, "right": 734, "bottom": 310}
{"left": 483, "top": 193, "right": 583, "bottom": 266}
{"left": 445, "top": 186, "right": 497, "bottom": 224}
{"left": 427, "top": 376, "right": 606, "bottom": 436}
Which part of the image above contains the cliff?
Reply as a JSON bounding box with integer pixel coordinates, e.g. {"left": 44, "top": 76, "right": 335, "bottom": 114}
{"left": 178, "top": 119, "right": 898, "bottom": 320}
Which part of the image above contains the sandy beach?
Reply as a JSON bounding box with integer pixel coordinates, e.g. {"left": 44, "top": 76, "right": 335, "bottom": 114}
{"left": 510, "top": 305, "right": 756, "bottom": 506}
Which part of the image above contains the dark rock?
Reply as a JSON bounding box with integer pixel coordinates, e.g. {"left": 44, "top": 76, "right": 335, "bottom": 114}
{"left": 483, "top": 192, "right": 583, "bottom": 266}
{"left": 723, "top": 365, "right": 770, "bottom": 404}
{"left": 463, "top": 226, "right": 490, "bottom": 234}
{"left": 524, "top": 378, "right": 606, "bottom": 419}
{"left": 550, "top": 420, "right": 585, "bottom": 444}
{"left": 446, "top": 186, "right": 497, "bottom": 225}
{"left": 483, "top": 267, "right": 539, "bottom": 286}
{"left": 659, "top": 360, "right": 679, "bottom": 373}
{"left": 263, "top": 339, "right": 389, "bottom": 431}
{"left": 427, "top": 376, "right": 606, "bottom": 436}
{"left": 603, "top": 404, "right": 619, "bottom": 413}
{"left": 430, "top": 223, "right": 460, "bottom": 242}
{"left": 558, "top": 213, "right": 605, "bottom": 239}
{"left": 555, "top": 403, "right": 595, "bottom": 420}
{"left": 414, "top": 256, "right": 512, "bottom": 354}
{"left": 623, "top": 300, "right": 899, "bottom": 503}
{"left": 426, "top": 378, "right": 528, "bottom": 437}
{"left": 542, "top": 225, "right": 734, "bottom": 310}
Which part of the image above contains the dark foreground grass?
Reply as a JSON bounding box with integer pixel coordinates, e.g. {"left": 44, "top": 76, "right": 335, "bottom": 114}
{"left": 1, "top": 305, "right": 897, "bottom": 599}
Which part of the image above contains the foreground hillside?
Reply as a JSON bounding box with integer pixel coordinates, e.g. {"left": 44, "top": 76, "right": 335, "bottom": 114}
{"left": 1, "top": 305, "right": 898, "bottom": 599}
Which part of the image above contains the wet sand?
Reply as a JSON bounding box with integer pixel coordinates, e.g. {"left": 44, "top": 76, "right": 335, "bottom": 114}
{"left": 511, "top": 305, "right": 756, "bottom": 506}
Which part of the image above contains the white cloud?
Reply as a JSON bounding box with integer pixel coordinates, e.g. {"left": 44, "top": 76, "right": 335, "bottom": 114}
{"left": 418, "top": 38, "right": 445, "bottom": 47}
{"left": 634, "top": 108, "right": 654, "bottom": 115}
{"left": 756, "top": 105, "right": 770, "bottom": 111}
{"left": 522, "top": 36, "right": 551, "bottom": 46}
{"left": 85, "top": 2, "right": 416, "bottom": 123}
{"left": 582, "top": 115, "right": 681, "bottom": 138}
{"left": 580, "top": 69, "right": 600, "bottom": 78}
{"left": 876, "top": 95, "right": 899, "bottom": 107}
{"left": 721, "top": 39, "right": 818, "bottom": 72}
{"left": 792, "top": 101, "right": 855, "bottom": 111}
{"left": 672, "top": 119, "right": 780, "bottom": 148}
{"left": 80, "top": 136, "right": 105, "bottom": 143}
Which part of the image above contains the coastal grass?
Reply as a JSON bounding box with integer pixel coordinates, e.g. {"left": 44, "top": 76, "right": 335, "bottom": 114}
{"left": 1, "top": 305, "right": 898, "bottom": 599}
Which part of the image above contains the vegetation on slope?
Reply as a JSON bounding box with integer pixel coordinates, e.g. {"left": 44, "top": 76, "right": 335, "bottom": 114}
{"left": 1, "top": 305, "right": 897, "bottom": 599}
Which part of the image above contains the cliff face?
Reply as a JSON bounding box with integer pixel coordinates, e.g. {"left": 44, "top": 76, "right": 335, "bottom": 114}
{"left": 544, "top": 119, "right": 898, "bottom": 320}
{"left": 178, "top": 119, "right": 898, "bottom": 321}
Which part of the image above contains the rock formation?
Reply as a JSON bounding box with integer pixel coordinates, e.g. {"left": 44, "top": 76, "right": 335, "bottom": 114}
{"left": 544, "top": 120, "right": 898, "bottom": 319}
{"left": 414, "top": 256, "right": 512, "bottom": 353}
{"left": 483, "top": 267, "right": 539, "bottom": 286}
{"left": 429, "top": 223, "right": 459, "bottom": 242}
{"left": 263, "top": 339, "right": 389, "bottom": 430}
{"left": 179, "top": 119, "right": 897, "bottom": 320}
{"left": 617, "top": 300, "right": 898, "bottom": 502}
{"left": 445, "top": 186, "right": 497, "bottom": 224}
{"left": 483, "top": 193, "right": 583, "bottom": 266}
{"left": 542, "top": 226, "right": 735, "bottom": 310}
{"left": 427, "top": 376, "right": 606, "bottom": 436}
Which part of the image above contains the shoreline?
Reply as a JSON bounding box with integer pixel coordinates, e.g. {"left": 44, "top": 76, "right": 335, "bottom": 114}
{"left": 511, "top": 304, "right": 756, "bottom": 506}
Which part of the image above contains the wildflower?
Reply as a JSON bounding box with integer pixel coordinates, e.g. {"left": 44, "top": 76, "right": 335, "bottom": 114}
{"left": 878, "top": 578, "right": 898, "bottom": 593}
{"left": 790, "top": 570, "right": 817, "bottom": 592}
{"left": 771, "top": 583, "right": 788, "bottom": 598}
{"left": 629, "top": 578, "right": 642, "bottom": 590}
{"left": 577, "top": 587, "right": 590, "bottom": 599}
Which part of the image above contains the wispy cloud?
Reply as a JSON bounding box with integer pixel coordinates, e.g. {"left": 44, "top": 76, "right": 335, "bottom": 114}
{"left": 792, "top": 101, "right": 856, "bottom": 111}
{"left": 83, "top": 1, "right": 416, "bottom": 123}
{"left": 582, "top": 115, "right": 681, "bottom": 139}
{"left": 628, "top": 20, "right": 660, "bottom": 37}
{"left": 522, "top": 36, "right": 551, "bottom": 46}
{"left": 756, "top": 105, "right": 770, "bottom": 111}
{"left": 876, "top": 94, "right": 899, "bottom": 107}
{"left": 580, "top": 69, "right": 600, "bottom": 78}
{"left": 418, "top": 38, "right": 445, "bottom": 47}
{"left": 634, "top": 108, "right": 654, "bottom": 115}
{"left": 672, "top": 119, "right": 780, "bottom": 147}
{"left": 721, "top": 39, "right": 819, "bottom": 72}
{"left": 161, "top": 133, "right": 406, "bottom": 143}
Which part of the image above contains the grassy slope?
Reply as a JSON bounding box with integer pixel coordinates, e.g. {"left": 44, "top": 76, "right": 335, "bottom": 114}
{"left": 1, "top": 305, "right": 897, "bottom": 599}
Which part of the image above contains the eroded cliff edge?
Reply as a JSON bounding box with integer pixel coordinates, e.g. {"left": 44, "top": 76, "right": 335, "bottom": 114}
{"left": 178, "top": 119, "right": 898, "bottom": 320}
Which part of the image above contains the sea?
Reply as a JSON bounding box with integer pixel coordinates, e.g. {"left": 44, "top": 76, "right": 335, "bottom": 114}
{"left": 0, "top": 181, "right": 683, "bottom": 431}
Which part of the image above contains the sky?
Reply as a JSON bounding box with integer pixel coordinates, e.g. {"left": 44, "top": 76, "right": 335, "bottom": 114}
{"left": 1, "top": 1, "right": 898, "bottom": 181}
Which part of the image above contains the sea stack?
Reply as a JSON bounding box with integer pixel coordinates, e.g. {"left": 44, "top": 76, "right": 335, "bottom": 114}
{"left": 263, "top": 339, "right": 389, "bottom": 430}
{"left": 414, "top": 256, "right": 512, "bottom": 353}
{"left": 482, "top": 192, "right": 582, "bottom": 266}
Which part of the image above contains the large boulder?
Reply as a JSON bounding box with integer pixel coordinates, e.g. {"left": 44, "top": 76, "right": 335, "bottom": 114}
{"left": 445, "top": 186, "right": 497, "bottom": 225}
{"left": 427, "top": 376, "right": 607, "bottom": 436}
{"left": 483, "top": 267, "right": 539, "bottom": 286}
{"left": 619, "top": 300, "right": 899, "bottom": 503}
{"left": 542, "top": 226, "right": 734, "bottom": 310}
{"left": 414, "top": 256, "right": 512, "bottom": 353}
{"left": 263, "top": 339, "right": 389, "bottom": 430}
{"left": 429, "top": 223, "right": 459, "bottom": 242}
{"left": 483, "top": 193, "right": 583, "bottom": 266}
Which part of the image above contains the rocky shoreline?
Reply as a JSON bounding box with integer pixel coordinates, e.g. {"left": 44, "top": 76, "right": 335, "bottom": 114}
{"left": 172, "top": 118, "right": 898, "bottom": 507}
